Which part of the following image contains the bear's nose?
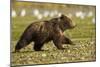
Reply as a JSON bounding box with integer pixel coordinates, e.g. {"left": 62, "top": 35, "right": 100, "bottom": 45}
{"left": 70, "top": 22, "right": 76, "bottom": 28}
{"left": 73, "top": 24, "right": 77, "bottom": 28}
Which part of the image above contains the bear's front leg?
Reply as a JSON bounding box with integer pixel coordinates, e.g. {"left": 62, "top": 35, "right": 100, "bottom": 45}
{"left": 62, "top": 35, "right": 75, "bottom": 45}
{"left": 53, "top": 34, "right": 65, "bottom": 50}
{"left": 34, "top": 42, "right": 44, "bottom": 51}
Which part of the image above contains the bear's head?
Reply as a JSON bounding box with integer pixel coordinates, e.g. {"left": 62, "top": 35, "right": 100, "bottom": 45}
{"left": 58, "top": 14, "right": 76, "bottom": 31}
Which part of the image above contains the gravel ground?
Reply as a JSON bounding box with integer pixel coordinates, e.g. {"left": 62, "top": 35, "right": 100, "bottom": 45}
{"left": 11, "top": 38, "right": 96, "bottom": 66}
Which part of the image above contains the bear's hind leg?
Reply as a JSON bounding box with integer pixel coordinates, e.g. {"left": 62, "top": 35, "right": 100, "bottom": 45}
{"left": 34, "top": 42, "right": 44, "bottom": 51}
{"left": 15, "top": 40, "right": 31, "bottom": 52}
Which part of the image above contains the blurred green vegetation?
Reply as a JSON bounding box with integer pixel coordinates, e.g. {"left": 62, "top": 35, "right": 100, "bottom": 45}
{"left": 11, "top": 0, "right": 95, "bottom": 13}
{"left": 12, "top": 16, "right": 95, "bottom": 41}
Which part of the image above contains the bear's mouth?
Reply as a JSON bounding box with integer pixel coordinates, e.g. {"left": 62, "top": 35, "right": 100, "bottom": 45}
{"left": 69, "top": 24, "right": 76, "bottom": 29}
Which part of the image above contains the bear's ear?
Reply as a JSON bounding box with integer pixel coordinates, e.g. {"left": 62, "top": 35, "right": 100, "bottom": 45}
{"left": 60, "top": 14, "right": 66, "bottom": 19}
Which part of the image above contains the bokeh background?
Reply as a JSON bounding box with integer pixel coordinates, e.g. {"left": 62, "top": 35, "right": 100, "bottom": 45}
{"left": 11, "top": 1, "right": 96, "bottom": 66}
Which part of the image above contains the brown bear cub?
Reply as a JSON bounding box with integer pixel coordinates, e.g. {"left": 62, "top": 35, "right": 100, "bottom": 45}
{"left": 15, "top": 14, "right": 76, "bottom": 52}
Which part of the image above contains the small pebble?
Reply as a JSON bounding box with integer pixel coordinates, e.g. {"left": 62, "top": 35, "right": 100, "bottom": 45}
{"left": 68, "top": 50, "right": 71, "bottom": 53}
{"left": 42, "top": 53, "right": 47, "bottom": 57}
{"left": 90, "top": 41, "right": 94, "bottom": 44}
{"left": 61, "top": 57, "right": 66, "bottom": 60}
{"left": 81, "top": 57, "right": 85, "bottom": 60}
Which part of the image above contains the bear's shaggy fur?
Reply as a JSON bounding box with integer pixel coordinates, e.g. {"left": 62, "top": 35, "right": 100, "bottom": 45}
{"left": 15, "top": 14, "right": 76, "bottom": 51}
